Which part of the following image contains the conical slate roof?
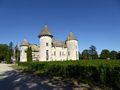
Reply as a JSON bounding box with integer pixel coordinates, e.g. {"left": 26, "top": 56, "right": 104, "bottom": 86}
{"left": 38, "top": 25, "right": 53, "bottom": 38}
{"left": 52, "top": 38, "right": 66, "bottom": 48}
{"left": 66, "top": 32, "right": 77, "bottom": 41}
{"left": 20, "top": 39, "right": 29, "bottom": 46}
{"left": 29, "top": 44, "right": 39, "bottom": 52}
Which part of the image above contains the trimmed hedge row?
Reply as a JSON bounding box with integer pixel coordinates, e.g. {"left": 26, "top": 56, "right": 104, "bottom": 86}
{"left": 18, "top": 60, "right": 120, "bottom": 89}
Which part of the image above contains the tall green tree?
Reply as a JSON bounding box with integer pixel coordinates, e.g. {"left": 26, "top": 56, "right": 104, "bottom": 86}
{"left": 6, "top": 50, "right": 11, "bottom": 64}
{"left": 81, "top": 49, "right": 90, "bottom": 60}
{"left": 9, "top": 42, "right": 14, "bottom": 62}
{"left": 100, "top": 49, "right": 110, "bottom": 59}
{"left": 0, "top": 44, "right": 9, "bottom": 62}
{"left": 15, "top": 45, "right": 20, "bottom": 63}
{"left": 110, "top": 50, "right": 117, "bottom": 60}
{"left": 89, "top": 45, "right": 98, "bottom": 60}
{"left": 27, "top": 47, "right": 32, "bottom": 62}
{"left": 117, "top": 51, "right": 120, "bottom": 59}
{"left": 79, "top": 52, "right": 82, "bottom": 60}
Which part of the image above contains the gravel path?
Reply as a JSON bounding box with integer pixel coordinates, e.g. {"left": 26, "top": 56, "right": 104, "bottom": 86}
{"left": 0, "top": 64, "right": 101, "bottom": 90}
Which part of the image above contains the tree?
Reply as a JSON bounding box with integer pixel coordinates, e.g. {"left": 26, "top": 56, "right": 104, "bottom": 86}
{"left": 89, "top": 45, "right": 98, "bottom": 60}
{"left": 15, "top": 45, "right": 20, "bottom": 63}
{"left": 117, "top": 51, "right": 120, "bottom": 59}
{"left": 100, "top": 49, "right": 110, "bottom": 59}
{"left": 27, "top": 47, "right": 32, "bottom": 62}
{"left": 6, "top": 50, "right": 11, "bottom": 64}
{"left": 110, "top": 50, "right": 117, "bottom": 60}
{"left": 79, "top": 52, "right": 82, "bottom": 60}
{"left": 9, "top": 42, "right": 14, "bottom": 57}
{"left": 81, "top": 49, "right": 90, "bottom": 60}
{"left": 0, "top": 44, "right": 9, "bottom": 62}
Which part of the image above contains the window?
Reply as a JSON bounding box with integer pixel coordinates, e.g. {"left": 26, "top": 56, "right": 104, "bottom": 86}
{"left": 76, "top": 45, "right": 77, "bottom": 49}
{"left": 54, "top": 51, "right": 56, "bottom": 56}
{"left": 62, "top": 52, "right": 64, "bottom": 56}
{"left": 68, "top": 51, "right": 70, "bottom": 56}
{"left": 76, "top": 51, "right": 77, "bottom": 59}
{"left": 60, "top": 51, "right": 61, "bottom": 56}
{"left": 46, "top": 50, "right": 49, "bottom": 60}
{"left": 46, "top": 43, "right": 49, "bottom": 46}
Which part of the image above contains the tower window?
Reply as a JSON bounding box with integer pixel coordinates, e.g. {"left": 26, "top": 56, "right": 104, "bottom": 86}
{"left": 54, "top": 51, "right": 56, "bottom": 56}
{"left": 76, "top": 51, "right": 77, "bottom": 59}
{"left": 46, "top": 43, "right": 49, "bottom": 46}
{"left": 46, "top": 50, "right": 49, "bottom": 60}
{"left": 62, "top": 52, "right": 64, "bottom": 56}
{"left": 60, "top": 51, "right": 61, "bottom": 56}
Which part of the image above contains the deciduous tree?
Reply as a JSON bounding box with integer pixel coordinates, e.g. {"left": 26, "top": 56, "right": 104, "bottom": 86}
{"left": 100, "top": 49, "right": 110, "bottom": 59}
{"left": 89, "top": 45, "right": 98, "bottom": 60}
{"left": 81, "top": 49, "right": 90, "bottom": 60}
{"left": 110, "top": 50, "right": 117, "bottom": 60}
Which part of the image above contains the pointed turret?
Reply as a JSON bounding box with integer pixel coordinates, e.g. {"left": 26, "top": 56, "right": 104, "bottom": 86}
{"left": 38, "top": 25, "right": 53, "bottom": 38}
{"left": 66, "top": 32, "right": 79, "bottom": 60}
{"left": 20, "top": 39, "right": 29, "bottom": 46}
{"left": 20, "top": 39, "right": 29, "bottom": 62}
{"left": 66, "top": 32, "right": 77, "bottom": 41}
{"left": 39, "top": 25, "right": 53, "bottom": 61}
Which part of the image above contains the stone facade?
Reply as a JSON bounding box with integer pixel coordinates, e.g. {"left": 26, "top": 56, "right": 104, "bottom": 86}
{"left": 20, "top": 25, "right": 79, "bottom": 62}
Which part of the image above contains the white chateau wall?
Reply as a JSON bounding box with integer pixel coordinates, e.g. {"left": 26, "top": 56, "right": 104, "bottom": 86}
{"left": 32, "top": 52, "right": 39, "bottom": 61}
{"left": 39, "top": 36, "right": 52, "bottom": 61}
{"left": 67, "top": 40, "right": 79, "bottom": 60}
{"left": 20, "top": 46, "right": 28, "bottom": 62}
{"left": 51, "top": 47, "right": 67, "bottom": 61}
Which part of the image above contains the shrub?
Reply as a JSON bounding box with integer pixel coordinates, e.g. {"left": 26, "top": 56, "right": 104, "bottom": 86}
{"left": 18, "top": 60, "right": 120, "bottom": 89}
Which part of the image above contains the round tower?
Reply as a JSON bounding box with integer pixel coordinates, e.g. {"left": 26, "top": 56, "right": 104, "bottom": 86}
{"left": 20, "top": 39, "right": 29, "bottom": 62}
{"left": 38, "top": 25, "right": 53, "bottom": 61}
{"left": 66, "top": 32, "right": 79, "bottom": 60}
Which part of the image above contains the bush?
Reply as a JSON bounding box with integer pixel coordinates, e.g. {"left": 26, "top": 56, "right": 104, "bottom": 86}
{"left": 18, "top": 60, "right": 120, "bottom": 89}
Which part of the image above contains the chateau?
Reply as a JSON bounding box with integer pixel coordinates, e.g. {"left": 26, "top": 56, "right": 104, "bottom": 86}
{"left": 20, "top": 25, "right": 79, "bottom": 62}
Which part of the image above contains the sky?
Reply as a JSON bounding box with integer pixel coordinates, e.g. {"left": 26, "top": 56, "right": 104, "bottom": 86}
{"left": 0, "top": 0, "right": 120, "bottom": 53}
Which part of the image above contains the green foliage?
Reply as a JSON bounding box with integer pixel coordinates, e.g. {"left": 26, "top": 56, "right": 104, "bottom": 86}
{"left": 27, "top": 47, "right": 32, "bottom": 62}
{"left": 6, "top": 50, "right": 11, "bottom": 64}
{"left": 100, "top": 49, "right": 110, "bottom": 59}
{"left": 81, "top": 45, "right": 98, "bottom": 60}
{"left": 9, "top": 42, "right": 14, "bottom": 57}
{"left": 15, "top": 45, "right": 20, "bottom": 63}
{"left": 19, "top": 60, "right": 120, "bottom": 89}
{"left": 89, "top": 45, "right": 98, "bottom": 60}
{"left": 110, "top": 50, "right": 117, "bottom": 60}
{"left": 0, "top": 44, "right": 10, "bottom": 63}
{"left": 117, "top": 51, "right": 120, "bottom": 59}
{"left": 81, "top": 49, "right": 90, "bottom": 59}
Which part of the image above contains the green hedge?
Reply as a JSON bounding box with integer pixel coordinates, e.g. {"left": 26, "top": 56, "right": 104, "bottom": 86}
{"left": 18, "top": 60, "right": 120, "bottom": 89}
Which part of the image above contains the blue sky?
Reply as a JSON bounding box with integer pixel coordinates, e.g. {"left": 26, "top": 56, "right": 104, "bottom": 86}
{"left": 0, "top": 0, "right": 120, "bottom": 53}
